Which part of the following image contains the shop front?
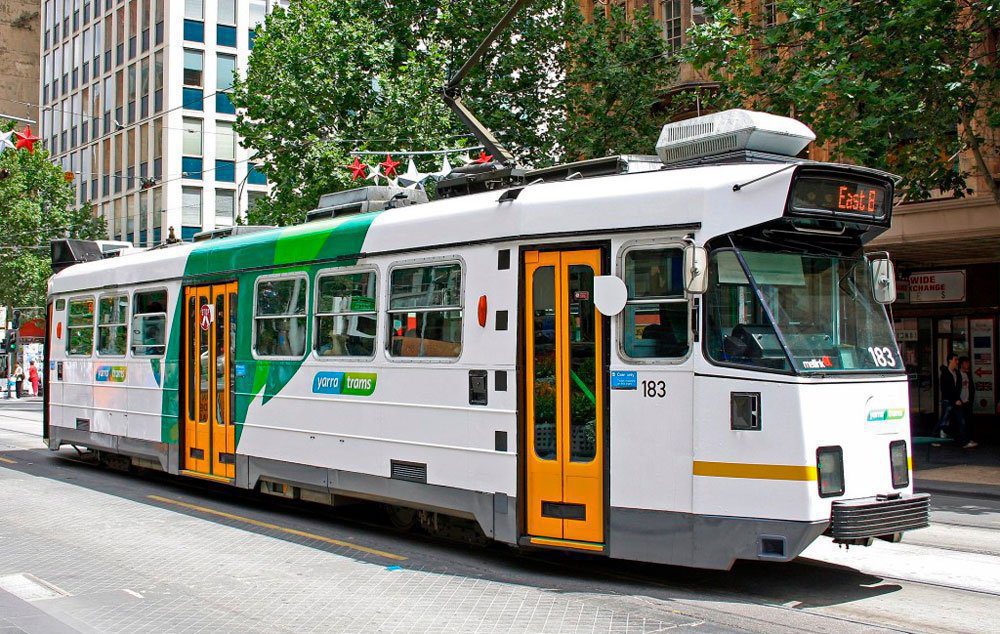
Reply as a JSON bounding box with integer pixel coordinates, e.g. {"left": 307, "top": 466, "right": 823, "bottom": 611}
{"left": 893, "top": 264, "right": 999, "bottom": 442}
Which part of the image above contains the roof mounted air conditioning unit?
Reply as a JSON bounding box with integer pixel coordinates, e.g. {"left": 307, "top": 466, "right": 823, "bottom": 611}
{"left": 656, "top": 109, "right": 816, "bottom": 166}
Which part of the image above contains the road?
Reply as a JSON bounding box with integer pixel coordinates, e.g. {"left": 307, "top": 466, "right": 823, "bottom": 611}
{"left": 1, "top": 399, "right": 998, "bottom": 633}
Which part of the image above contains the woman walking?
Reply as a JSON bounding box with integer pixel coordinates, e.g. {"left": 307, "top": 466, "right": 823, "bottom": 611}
{"left": 28, "top": 361, "right": 39, "bottom": 397}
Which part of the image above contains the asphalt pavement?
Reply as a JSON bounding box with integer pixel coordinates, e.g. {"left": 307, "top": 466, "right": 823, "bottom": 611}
{"left": 1, "top": 399, "right": 998, "bottom": 633}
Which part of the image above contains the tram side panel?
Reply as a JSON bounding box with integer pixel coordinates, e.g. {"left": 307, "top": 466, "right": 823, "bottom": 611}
{"left": 232, "top": 244, "right": 519, "bottom": 539}
{"left": 605, "top": 235, "right": 698, "bottom": 563}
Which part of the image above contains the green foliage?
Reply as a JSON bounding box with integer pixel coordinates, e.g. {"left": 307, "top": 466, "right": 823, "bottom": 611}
{"left": 685, "top": 0, "right": 1000, "bottom": 203}
{"left": 232, "top": 1, "right": 676, "bottom": 225}
{"left": 0, "top": 123, "right": 105, "bottom": 307}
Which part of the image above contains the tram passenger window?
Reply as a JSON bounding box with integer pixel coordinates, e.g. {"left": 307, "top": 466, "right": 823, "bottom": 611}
{"left": 315, "top": 271, "right": 377, "bottom": 357}
{"left": 254, "top": 276, "right": 307, "bottom": 358}
{"left": 131, "top": 289, "right": 167, "bottom": 356}
{"left": 67, "top": 297, "right": 96, "bottom": 356}
{"left": 97, "top": 294, "right": 129, "bottom": 356}
{"left": 622, "top": 248, "right": 689, "bottom": 358}
{"left": 704, "top": 250, "right": 790, "bottom": 371}
{"left": 388, "top": 263, "right": 462, "bottom": 358}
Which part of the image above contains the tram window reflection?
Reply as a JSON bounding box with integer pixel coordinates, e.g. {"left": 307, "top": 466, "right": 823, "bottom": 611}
{"left": 622, "top": 248, "right": 689, "bottom": 359}
{"left": 97, "top": 294, "right": 129, "bottom": 356}
{"left": 388, "top": 262, "right": 463, "bottom": 359}
{"left": 315, "top": 271, "right": 377, "bottom": 358}
{"left": 131, "top": 289, "right": 167, "bottom": 356}
{"left": 67, "top": 297, "right": 96, "bottom": 356}
{"left": 705, "top": 250, "right": 791, "bottom": 371}
{"left": 254, "top": 275, "right": 308, "bottom": 358}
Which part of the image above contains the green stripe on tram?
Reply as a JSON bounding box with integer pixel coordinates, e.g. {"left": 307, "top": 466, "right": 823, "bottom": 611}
{"left": 159, "top": 213, "right": 380, "bottom": 445}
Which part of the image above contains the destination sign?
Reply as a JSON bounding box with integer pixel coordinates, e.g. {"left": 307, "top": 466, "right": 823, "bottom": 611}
{"left": 789, "top": 176, "right": 889, "bottom": 219}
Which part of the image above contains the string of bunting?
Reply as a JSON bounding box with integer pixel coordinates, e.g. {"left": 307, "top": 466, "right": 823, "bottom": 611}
{"left": 344, "top": 146, "right": 495, "bottom": 189}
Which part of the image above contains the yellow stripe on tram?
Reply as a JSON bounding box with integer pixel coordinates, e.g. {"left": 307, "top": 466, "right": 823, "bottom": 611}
{"left": 693, "top": 461, "right": 818, "bottom": 482}
{"left": 146, "top": 495, "right": 407, "bottom": 561}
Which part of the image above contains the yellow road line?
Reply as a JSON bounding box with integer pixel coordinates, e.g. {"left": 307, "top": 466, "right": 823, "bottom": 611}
{"left": 146, "top": 495, "right": 406, "bottom": 561}
{"left": 693, "top": 460, "right": 818, "bottom": 481}
{"left": 0, "top": 456, "right": 17, "bottom": 464}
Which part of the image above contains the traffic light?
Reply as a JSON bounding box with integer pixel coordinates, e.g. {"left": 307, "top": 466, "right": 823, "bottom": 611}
{"left": 5, "top": 332, "right": 15, "bottom": 354}
{"left": 11, "top": 310, "right": 20, "bottom": 330}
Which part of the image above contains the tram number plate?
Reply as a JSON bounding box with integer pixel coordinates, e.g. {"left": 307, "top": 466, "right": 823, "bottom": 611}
{"left": 641, "top": 380, "right": 666, "bottom": 398}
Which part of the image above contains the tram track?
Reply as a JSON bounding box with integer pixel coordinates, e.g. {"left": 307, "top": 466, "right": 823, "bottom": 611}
{"left": 5, "top": 444, "right": 996, "bottom": 633}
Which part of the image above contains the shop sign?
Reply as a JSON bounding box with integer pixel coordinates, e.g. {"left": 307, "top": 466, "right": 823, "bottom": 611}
{"left": 906, "top": 270, "right": 966, "bottom": 303}
{"left": 970, "top": 317, "right": 995, "bottom": 414}
{"left": 894, "top": 318, "right": 918, "bottom": 342}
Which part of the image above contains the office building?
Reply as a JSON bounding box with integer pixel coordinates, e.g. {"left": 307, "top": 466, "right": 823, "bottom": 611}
{"left": 39, "top": 0, "right": 286, "bottom": 244}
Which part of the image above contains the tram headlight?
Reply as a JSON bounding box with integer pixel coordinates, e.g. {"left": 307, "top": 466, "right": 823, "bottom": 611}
{"left": 816, "top": 446, "right": 845, "bottom": 498}
{"left": 889, "top": 440, "right": 909, "bottom": 489}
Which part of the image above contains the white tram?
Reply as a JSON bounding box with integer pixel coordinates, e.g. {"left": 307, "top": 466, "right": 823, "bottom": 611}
{"left": 44, "top": 110, "right": 928, "bottom": 570}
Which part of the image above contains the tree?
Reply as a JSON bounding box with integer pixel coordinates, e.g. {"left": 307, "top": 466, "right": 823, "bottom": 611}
{"left": 232, "top": 1, "right": 676, "bottom": 226}
{"left": 685, "top": 0, "right": 1000, "bottom": 205}
{"left": 0, "top": 123, "right": 106, "bottom": 308}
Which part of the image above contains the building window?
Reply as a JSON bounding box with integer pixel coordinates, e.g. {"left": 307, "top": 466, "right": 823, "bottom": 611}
{"left": 183, "top": 49, "right": 203, "bottom": 110}
{"left": 316, "top": 271, "right": 377, "bottom": 358}
{"left": 248, "top": 190, "right": 267, "bottom": 212}
{"left": 664, "top": 0, "right": 682, "bottom": 53}
{"left": 182, "top": 186, "right": 202, "bottom": 229}
{"left": 183, "top": 117, "right": 202, "bottom": 155}
{"left": 184, "top": 0, "right": 203, "bottom": 41}
{"left": 388, "top": 262, "right": 463, "bottom": 358}
{"left": 254, "top": 276, "right": 308, "bottom": 358}
{"left": 217, "top": 0, "right": 236, "bottom": 46}
{"left": 762, "top": 0, "right": 777, "bottom": 27}
{"left": 131, "top": 289, "right": 167, "bottom": 356}
{"left": 216, "top": 54, "right": 237, "bottom": 114}
{"left": 215, "top": 160, "right": 235, "bottom": 182}
{"left": 67, "top": 297, "right": 96, "bottom": 356}
{"left": 182, "top": 117, "right": 203, "bottom": 179}
{"left": 248, "top": 164, "right": 266, "bottom": 185}
{"left": 215, "top": 189, "right": 235, "bottom": 226}
{"left": 622, "top": 248, "right": 689, "bottom": 359}
{"left": 97, "top": 294, "right": 129, "bottom": 356}
{"left": 249, "top": 0, "right": 265, "bottom": 47}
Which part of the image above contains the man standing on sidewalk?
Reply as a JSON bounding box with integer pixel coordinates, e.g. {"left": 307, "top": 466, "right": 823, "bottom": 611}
{"left": 959, "top": 356, "right": 978, "bottom": 449}
{"left": 936, "top": 354, "right": 977, "bottom": 449}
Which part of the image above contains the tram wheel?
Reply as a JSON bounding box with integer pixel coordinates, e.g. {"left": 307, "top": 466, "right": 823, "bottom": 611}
{"left": 384, "top": 504, "right": 418, "bottom": 532}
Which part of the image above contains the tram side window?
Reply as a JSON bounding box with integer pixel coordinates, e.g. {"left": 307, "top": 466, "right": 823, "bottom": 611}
{"left": 67, "top": 297, "right": 96, "bottom": 356}
{"left": 388, "top": 263, "right": 462, "bottom": 358}
{"left": 131, "top": 289, "right": 167, "bottom": 356}
{"left": 254, "top": 276, "right": 308, "bottom": 358}
{"left": 623, "top": 248, "right": 689, "bottom": 358}
{"left": 97, "top": 294, "right": 129, "bottom": 356}
{"left": 315, "top": 271, "right": 377, "bottom": 357}
{"left": 704, "top": 250, "right": 790, "bottom": 371}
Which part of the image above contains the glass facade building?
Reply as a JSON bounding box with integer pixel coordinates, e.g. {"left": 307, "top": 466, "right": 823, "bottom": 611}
{"left": 40, "top": 0, "right": 286, "bottom": 245}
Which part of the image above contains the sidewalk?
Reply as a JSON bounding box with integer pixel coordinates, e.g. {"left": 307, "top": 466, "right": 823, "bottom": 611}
{"left": 913, "top": 442, "right": 1000, "bottom": 500}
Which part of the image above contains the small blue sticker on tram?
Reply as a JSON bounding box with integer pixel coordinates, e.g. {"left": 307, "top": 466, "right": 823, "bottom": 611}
{"left": 235, "top": 363, "right": 247, "bottom": 378}
{"left": 610, "top": 371, "right": 637, "bottom": 390}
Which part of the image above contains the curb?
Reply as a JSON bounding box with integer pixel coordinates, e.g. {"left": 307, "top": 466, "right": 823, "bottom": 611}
{"left": 915, "top": 479, "right": 1000, "bottom": 501}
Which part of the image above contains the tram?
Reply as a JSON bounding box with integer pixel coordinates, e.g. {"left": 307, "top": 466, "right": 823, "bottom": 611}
{"left": 43, "top": 110, "right": 928, "bottom": 570}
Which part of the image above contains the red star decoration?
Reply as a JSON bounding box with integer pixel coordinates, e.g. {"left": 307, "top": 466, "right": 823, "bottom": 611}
{"left": 472, "top": 150, "right": 494, "bottom": 164}
{"left": 379, "top": 154, "right": 401, "bottom": 179}
{"left": 346, "top": 156, "right": 369, "bottom": 181}
{"left": 14, "top": 125, "right": 40, "bottom": 154}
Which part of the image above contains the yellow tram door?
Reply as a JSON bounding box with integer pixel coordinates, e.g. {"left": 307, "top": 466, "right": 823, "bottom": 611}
{"left": 524, "top": 249, "right": 605, "bottom": 547}
{"left": 183, "top": 283, "right": 238, "bottom": 479}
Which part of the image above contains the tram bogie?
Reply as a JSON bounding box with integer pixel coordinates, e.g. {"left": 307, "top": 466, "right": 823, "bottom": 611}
{"left": 44, "top": 110, "right": 929, "bottom": 570}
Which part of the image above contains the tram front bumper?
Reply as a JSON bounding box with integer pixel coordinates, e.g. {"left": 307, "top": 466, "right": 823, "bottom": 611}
{"left": 825, "top": 493, "right": 930, "bottom": 545}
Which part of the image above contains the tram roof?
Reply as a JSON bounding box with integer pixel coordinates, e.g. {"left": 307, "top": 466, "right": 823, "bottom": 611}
{"left": 50, "top": 162, "right": 797, "bottom": 295}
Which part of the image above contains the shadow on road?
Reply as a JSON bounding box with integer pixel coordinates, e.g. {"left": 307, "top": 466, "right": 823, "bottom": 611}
{"left": 1, "top": 446, "right": 904, "bottom": 613}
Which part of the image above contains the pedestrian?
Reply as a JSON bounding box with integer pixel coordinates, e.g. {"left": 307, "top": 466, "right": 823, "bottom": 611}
{"left": 11, "top": 362, "right": 24, "bottom": 399}
{"left": 28, "top": 360, "right": 39, "bottom": 397}
{"left": 935, "top": 353, "right": 975, "bottom": 449}
{"left": 958, "top": 356, "right": 978, "bottom": 449}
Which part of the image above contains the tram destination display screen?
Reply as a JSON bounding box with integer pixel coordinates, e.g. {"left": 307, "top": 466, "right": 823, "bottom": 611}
{"left": 788, "top": 175, "right": 889, "bottom": 220}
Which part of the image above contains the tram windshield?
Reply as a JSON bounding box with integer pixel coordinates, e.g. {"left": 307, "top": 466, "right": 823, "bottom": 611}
{"left": 705, "top": 249, "right": 902, "bottom": 374}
